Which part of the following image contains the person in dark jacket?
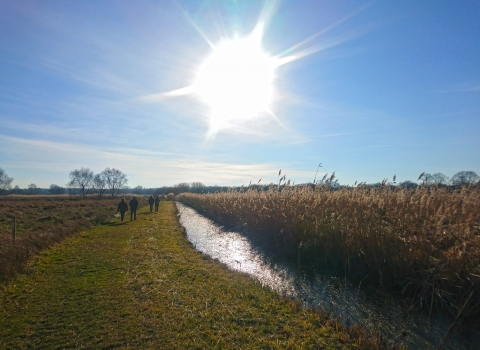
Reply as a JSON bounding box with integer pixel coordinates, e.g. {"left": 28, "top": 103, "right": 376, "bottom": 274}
{"left": 148, "top": 195, "right": 154, "bottom": 212}
{"left": 154, "top": 195, "right": 160, "bottom": 212}
{"left": 117, "top": 198, "right": 128, "bottom": 221}
{"left": 129, "top": 196, "right": 139, "bottom": 221}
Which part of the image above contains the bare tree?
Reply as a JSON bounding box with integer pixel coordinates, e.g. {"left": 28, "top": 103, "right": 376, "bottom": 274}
{"left": 12, "top": 185, "right": 23, "bottom": 194}
{"left": 450, "top": 171, "right": 479, "bottom": 186}
{"left": 102, "top": 168, "right": 128, "bottom": 197}
{"left": 68, "top": 167, "right": 94, "bottom": 198}
{"left": 420, "top": 173, "right": 434, "bottom": 185}
{"left": 0, "top": 168, "right": 13, "bottom": 190}
{"left": 191, "top": 182, "right": 206, "bottom": 193}
{"left": 174, "top": 182, "right": 190, "bottom": 194}
{"left": 431, "top": 172, "right": 449, "bottom": 185}
{"left": 93, "top": 173, "right": 107, "bottom": 198}
{"left": 28, "top": 183, "right": 40, "bottom": 195}
{"left": 49, "top": 184, "right": 65, "bottom": 194}
{"left": 399, "top": 180, "right": 418, "bottom": 189}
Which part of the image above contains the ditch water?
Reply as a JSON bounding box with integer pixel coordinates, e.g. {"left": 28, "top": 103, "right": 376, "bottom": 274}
{"left": 176, "top": 202, "right": 479, "bottom": 349}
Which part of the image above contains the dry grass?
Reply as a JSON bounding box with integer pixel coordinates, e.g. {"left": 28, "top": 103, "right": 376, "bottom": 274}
{"left": 0, "top": 202, "right": 395, "bottom": 349}
{"left": 178, "top": 183, "right": 480, "bottom": 320}
{"left": 0, "top": 195, "right": 147, "bottom": 281}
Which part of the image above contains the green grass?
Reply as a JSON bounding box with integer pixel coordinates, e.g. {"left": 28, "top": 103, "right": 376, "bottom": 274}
{"left": 0, "top": 195, "right": 148, "bottom": 281}
{"left": 0, "top": 201, "right": 384, "bottom": 349}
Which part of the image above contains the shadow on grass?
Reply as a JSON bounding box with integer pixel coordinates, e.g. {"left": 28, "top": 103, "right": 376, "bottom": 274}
{"left": 102, "top": 221, "right": 128, "bottom": 227}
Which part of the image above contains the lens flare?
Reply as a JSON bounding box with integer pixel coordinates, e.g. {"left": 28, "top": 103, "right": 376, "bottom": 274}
{"left": 146, "top": 2, "right": 370, "bottom": 140}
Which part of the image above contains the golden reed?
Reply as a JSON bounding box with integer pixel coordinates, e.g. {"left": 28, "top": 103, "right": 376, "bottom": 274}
{"left": 178, "top": 182, "right": 480, "bottom": 319}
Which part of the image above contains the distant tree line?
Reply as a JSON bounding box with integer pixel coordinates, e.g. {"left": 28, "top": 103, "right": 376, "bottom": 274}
{"left": 0, "top": 167, "right": 128, "bottom": 197}
{"left": 126, "top": 182, "right": 228, "bottom": 196}
{"left": 0, "top": 167, "right": 479, "bottom": 196}
{"left": 381, "top": 171, "right": 479, "bottom": 189}
{"left": 341, "top": 172, "right": 479, "bottom": 191}
{"left": 139, "top": 171, "right": 479, "bottom": 195}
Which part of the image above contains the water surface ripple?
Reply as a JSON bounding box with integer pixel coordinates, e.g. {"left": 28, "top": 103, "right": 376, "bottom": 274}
{"left": 176, "top": 202, "right": 478, "bottom": 349}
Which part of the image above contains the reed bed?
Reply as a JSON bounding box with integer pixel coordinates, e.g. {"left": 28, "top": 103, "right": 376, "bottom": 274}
{"left": 178, "top": 182, "right": 480, "bottom": 320}
{"left": 0, "top": 195, "right": 147, "bottom": 281}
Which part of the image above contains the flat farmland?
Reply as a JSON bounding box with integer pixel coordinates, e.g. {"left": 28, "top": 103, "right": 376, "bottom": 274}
{"left": 0, "top": 195, "right": 147, "bottom": 281}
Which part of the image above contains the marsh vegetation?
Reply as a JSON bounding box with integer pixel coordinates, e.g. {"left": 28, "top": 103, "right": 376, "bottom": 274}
{"left": 0, "top": 202, "right": 387, "bottom": 349}
{"left": 177, "top": 182, "right": 480, "bottom": 327}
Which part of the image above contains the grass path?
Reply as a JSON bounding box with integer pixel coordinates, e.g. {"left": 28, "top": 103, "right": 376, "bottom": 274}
{"left": 0, "top": 201, "right": 372, "bottom": 349}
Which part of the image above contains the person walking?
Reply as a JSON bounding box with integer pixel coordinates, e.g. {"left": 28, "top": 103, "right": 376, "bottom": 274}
{"left": 148, "top": 195, "right": 154, "bottom": 212}
{"left": 117, "top": 198, "right": 128, "bottom": 221}
{"left": 129, "top": 196, "right": 139, "bottom": 221}
{"left": 154, "top": 195, "right": 160, "bottom": 212}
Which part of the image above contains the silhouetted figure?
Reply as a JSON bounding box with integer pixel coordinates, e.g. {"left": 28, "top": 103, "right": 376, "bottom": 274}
{"left": 129, "top": 196, "right": 139, "bottom": 221}
{"left": 154, "top": 195, "right": 160, "bottom": 212}
{"left": 148, "top": 195, "right": 154, "bottom": 212}
{"left": 117, "top": 198, "right": 128, "bottom": 221}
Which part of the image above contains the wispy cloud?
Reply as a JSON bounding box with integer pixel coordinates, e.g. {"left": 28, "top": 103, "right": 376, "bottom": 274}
{"left": 0, "top": 134, "right": 314, "bottom": 187}
{"left": 282, "top": 132, "right": 357, "bottom": 146}
{"left": 1, "top": 119, "right": 77, "bottom": 136}
{"left": 433, "top": 82, "right": 480, "bottom": 93}
{"left": 365, "top": 141, "right": 477, "bottom": 149}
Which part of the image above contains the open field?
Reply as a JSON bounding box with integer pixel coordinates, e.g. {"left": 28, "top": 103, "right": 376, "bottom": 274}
{"left": 0, "top": 195, "right": 147, "bottom": 281}
{"left": 177, "top": 183, "right": 480, "bottom": 322}
{"left": 0, "top": 201, "right": 388, "bottom": 349}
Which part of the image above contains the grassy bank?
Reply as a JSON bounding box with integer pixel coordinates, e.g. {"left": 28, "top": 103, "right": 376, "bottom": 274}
{"left": 0, "top": 195, "right": 147, "bottom": 281}
{"left": 177, "top": 184, "right": 480, "bottom": 321}
{"left": 0, "top": 201, "right": 391, "bottom": 349}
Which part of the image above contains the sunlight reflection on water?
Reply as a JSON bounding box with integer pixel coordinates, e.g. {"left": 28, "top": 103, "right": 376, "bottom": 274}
{"left": 176, "top": 202, "right": 479, "bottom": 349}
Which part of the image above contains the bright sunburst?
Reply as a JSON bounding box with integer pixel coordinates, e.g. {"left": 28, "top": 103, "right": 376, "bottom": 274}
{"left": 152, "top": 3, "right": 367, "bottom": 139}
{"left": 192, "top": 34, "right": 278, "bottom": 136}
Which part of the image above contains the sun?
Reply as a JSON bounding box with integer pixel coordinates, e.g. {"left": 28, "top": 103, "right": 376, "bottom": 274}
{"left": 151, "top": 4, "right": 366, "bottom": 139}
{"left": 192, "top": 34, "right": 279, "bottom": 136}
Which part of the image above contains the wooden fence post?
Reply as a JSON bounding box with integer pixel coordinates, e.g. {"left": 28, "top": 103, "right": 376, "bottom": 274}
{"left": 12, "top": 217, "right": 16, "bottom": 243}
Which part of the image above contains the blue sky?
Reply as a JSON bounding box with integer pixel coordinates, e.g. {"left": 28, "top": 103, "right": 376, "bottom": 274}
{"left": 1, "top": 0, "right": 479, "bottom": 188}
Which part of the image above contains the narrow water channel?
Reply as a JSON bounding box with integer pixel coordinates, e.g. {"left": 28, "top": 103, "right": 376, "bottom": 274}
{"left": 176, "top": 202, "right": 479, "bottom": 349}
